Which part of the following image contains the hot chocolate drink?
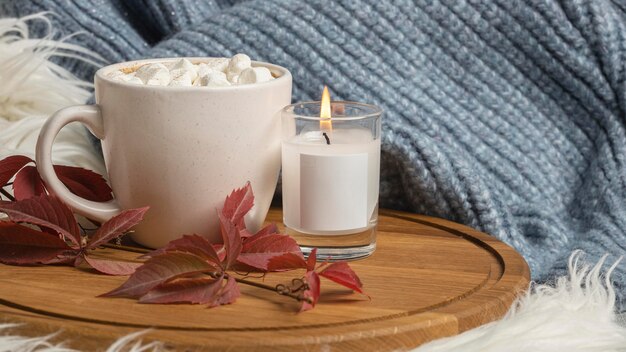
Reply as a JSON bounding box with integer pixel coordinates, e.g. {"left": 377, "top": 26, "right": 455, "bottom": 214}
{"left": 107, "top": 54, "right": 274, "bottom": 87}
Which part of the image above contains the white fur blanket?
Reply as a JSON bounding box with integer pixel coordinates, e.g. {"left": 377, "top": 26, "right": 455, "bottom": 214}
{"left": 0, "top": 14, "right": 624, "bottom": 352}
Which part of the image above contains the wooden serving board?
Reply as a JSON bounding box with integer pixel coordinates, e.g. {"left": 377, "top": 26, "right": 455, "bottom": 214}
{"left": 0, "top": 209, "right": 530, "bottom": 351}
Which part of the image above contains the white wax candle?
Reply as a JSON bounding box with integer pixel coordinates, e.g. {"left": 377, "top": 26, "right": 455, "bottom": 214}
{"left": 282, "top": 128, "right": 380, "bottom": 234}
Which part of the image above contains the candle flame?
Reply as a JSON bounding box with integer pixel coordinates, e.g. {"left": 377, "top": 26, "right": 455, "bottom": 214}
{"left": 320, "top": 85, "right": 332, "bottom": 131}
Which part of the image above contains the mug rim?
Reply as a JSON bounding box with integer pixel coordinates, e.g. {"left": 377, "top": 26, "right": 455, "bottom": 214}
{"left": 95, "top": 57, "right": 292, "bottom": 91}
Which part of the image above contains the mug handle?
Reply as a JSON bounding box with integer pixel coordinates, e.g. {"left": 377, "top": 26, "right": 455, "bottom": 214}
{"left": 35, "top": 105, "right": 122, "bottom": 222}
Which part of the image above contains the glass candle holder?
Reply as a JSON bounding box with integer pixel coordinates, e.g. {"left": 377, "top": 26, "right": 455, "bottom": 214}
{"left": 281, "top": 101, "right": 382, "bottom": 260}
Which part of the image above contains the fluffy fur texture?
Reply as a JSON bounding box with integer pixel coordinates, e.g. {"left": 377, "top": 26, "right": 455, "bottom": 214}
{"left": 416, "top": 251, "right": 626, "bottom": 352}
{"left": 0, "top": 326, "right": 161, "bottom": 352}
{"left": 0, "top": 12, "right": 625, "bottom": 352}
{"left": 0, "top": 13, "right": 105, "bottom": 174}
{"left": 0, "top": 13, "right": 97, "bottom": 121}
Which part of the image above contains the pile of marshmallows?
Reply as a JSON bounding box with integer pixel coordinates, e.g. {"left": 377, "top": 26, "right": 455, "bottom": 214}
{"left": 108, "top": 54, "right": 274, "bottom": 87}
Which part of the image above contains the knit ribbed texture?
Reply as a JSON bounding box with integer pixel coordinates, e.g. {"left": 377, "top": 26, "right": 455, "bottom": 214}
{"left": 2, "top": 0, "right": 625, "bottom": 310}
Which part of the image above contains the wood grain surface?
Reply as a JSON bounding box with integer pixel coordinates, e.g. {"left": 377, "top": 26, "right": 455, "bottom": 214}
{"left": 0, "top": 209, "right": 530, "bottom": 351}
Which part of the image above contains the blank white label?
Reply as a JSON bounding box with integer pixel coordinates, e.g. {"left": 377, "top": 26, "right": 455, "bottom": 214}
{"left": 300, "top": 153, "right": 368, "bottom": 232}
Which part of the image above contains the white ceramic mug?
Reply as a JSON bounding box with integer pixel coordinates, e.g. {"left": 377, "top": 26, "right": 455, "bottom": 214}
{"left": 35, "top": 58, "right": 292, "bottom": 248}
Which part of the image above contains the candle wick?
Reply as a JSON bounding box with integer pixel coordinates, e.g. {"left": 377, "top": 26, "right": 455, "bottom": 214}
{"left": 322, "top": 132, "right": 331, "bottom": 145}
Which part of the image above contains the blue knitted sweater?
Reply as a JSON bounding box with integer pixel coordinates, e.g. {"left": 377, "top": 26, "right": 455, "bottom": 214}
{"left": 2, "top": 0, "right": 625, "bottom": 310}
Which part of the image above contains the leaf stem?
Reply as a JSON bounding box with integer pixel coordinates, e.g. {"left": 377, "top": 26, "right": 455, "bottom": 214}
{"left": 101, "top": 243, "right": 151, "bottom": 254}
{"left": 78, "top": 222, "right": 98, "bottom": 234}
{"left": 93, "top": 243, "right": 312, "bottom": 304}
{"left": 229, "top": 275, "right": 312, "bottom": 304}
{"left": 85, "top": 217, "right": 101, "bottom": 228}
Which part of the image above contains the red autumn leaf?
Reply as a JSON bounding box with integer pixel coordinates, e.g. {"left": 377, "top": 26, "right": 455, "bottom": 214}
{"left": 209, "top": 275, "right": 240, "bottom": 307}
{"left": 238, "top": 222, "right": 279, "bottom": 241}
{"left": 237, "top": 234, "right": 304, "bottom": 271}
{"left": 306, "top": 248, "right": 318, "bottom": 272}
{"left": 102, "top": 252, "right": 218, "bottom": 298}
{"left": 83, "top": 255, "right": 142, "bottom": 276}
{"left": 221, "top": 181, "right": 253, "bottom": 227}
{"left": 300, "top": 270, "right": 320, "bottom": 312}
{"left": 0, "top": 195, "right": 81, "bottom": 247}
{"left": 0, "top": 155, "right": 113, "bottom": 202}
{"left": 0, "top": 155, "right": 32, "bottom": 187}
{"left": 12, "top": 166, "right": 46, "bottom": 200}
{"left": 54, "top": 165, "right": 113, "bottom": 202}
{"left": 139, "top": 277, "right": 223, "bottom": 304}
{"left": 319, "top": 262, "right": 366, "bottom": 295}
{"left": 143, "top": 234, "right": 221, "bottom": 266}
{"left": 0, "top": 222, "right": 74, "bottom": 265}
{"left": 241, "top": 223, "right": 279, "bottom": 246}
{"left": 238, "top": 228, "right": 253, "bottom": 238}
{"left": 219, "top": 212, "right": 242, "bottom": 270}
{"left": 267, "top": 252, "right": 308, "bottom": 271}
{"left": 87, "top": 207, "right": 149, "bottom": 249}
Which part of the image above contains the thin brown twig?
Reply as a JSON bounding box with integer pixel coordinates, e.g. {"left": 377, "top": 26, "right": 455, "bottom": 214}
{"left": 78, "top": 223, "right": 98, "bottom": 234}
{"left": 231, "top": 275, "right": 311, "bottom": 304}
{"left": 234, "top": 271, "right": 267, "bottom": 280}
{"left": 94, "top": 244, "right": 311, "bottom": 303}
{"left": 205, "top": 271, "right": 309, "bottom": 303}
{"left": 101, "top": 243, "right": 151, "bottom": 254}
{"left": 85, "top": 217, "right": 101, "bottom": 228}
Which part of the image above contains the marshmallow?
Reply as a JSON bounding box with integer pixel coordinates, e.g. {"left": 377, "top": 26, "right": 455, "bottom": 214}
{"left": 168, "top": 69, "right": 193, "bottom": 87}
{"left": 168, "top": 58, "right": 198, "bottom": 81}
{"left": 108, "top": 71, "right": 143, "bottom": 85}
{"left": 227, "top": 72, "right": 240, "bottom": 84}
{"left": 197, "top": 70, "right": 230, "bottom": 87}
{"left": 238, "top": 67, "right": 273, "bottom": 84}
{"left": 203, "top": 58, "right": 229, "bottom": 72}
{"left": 123, "top": 75, "right": 144, "bottom": 85}
{"left": 108, "top": 54, "right": 272, "bottom": 88}
{"left": 135, "top": 63, "right": 170, "bottom": 86}
{"left": 195, "top": 63, "right": 213, "bottom": 78}
{"left": 227, "top": 53, "right": 251, "bottom": 75}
